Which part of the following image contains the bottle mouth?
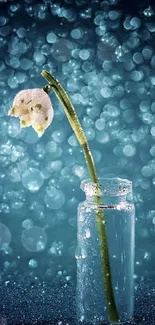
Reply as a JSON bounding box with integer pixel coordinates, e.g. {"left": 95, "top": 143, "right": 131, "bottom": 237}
{"left": 80, "top": 177, "right": 132, "bottom": 197}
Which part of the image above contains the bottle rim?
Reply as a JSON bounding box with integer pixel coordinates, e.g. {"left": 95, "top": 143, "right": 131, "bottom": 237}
{"left": 80, "top": 177, "right": 132, "bottom": 196}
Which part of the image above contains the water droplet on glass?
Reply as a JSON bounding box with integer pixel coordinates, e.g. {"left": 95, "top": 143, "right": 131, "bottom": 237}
{"left": 84, "top": 228, "right": 91, "bottom": 239}
{"left": 75, "top": 246, "right": 87, "bottom": 259}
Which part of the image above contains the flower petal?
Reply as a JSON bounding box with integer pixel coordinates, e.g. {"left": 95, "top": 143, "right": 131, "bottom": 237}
{"left": 20, "top": 113, "right": 32, "bottom": 128}
{"left": 8, "top": 88, "right": 54, "bottom": 137}
{"left": 32, "top": 123, "right": 45, "bottom": 137}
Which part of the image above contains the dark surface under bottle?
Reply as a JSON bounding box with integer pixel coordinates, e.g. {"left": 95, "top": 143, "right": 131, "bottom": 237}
{"left": 0, "top": 280, "right": 154, "bottom": 325}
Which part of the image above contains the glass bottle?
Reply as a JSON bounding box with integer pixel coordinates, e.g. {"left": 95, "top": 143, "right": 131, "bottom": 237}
{"left": 76, "top": 177, "right": 135, "bottom": 324}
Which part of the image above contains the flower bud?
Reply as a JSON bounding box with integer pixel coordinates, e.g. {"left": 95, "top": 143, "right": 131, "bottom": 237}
{"left": 8, "top": 88, "right": 54, "bottom": 137}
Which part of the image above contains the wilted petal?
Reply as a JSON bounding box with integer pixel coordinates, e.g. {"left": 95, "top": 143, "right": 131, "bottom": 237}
{"left": 8, "top": 88, "right": 54, "bottom": 137}
{"left": 11, "top": 89, "right": 33, "bottom": 116}
{"left": 8, "top": 105, "right": 27, "bottom": 117}
{"left": 32, "top": 123, "right": 45, "bottom": 137}
{"left": 8, "top": 107, "right": 15, "bottom": 116}
{"left": 20, "top": 113, "right": 32, "bottom": 128}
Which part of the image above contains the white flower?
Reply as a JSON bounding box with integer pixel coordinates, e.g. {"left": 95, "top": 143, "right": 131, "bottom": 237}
{"left": 8, "top": 88, "right": 54, "bottom": 137}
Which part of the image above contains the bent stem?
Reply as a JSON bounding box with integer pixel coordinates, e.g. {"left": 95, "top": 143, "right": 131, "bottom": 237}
{"left": 41, "top": 70, "right": 119, "bottom": 322}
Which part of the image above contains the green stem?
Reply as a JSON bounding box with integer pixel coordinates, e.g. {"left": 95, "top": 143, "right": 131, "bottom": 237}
{"left": 41, "top": 70, "right": 119, "bottom": 322}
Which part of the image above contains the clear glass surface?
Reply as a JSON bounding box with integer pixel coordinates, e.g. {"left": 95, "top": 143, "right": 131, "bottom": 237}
{"left": 76, "top": 178, "right": 135, "bottom": 324}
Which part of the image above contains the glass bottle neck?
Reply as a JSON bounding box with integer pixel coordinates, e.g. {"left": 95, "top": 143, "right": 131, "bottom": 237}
{"left": 85, "top": 194, "right": 132, "bottom": 206}
{"left": 81, "top": 177, "right": 133, "bottom": 207}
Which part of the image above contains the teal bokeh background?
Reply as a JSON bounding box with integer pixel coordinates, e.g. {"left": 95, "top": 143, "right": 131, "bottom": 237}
{"left": 0, "top": 0, "right": 155, "bottom": 323}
